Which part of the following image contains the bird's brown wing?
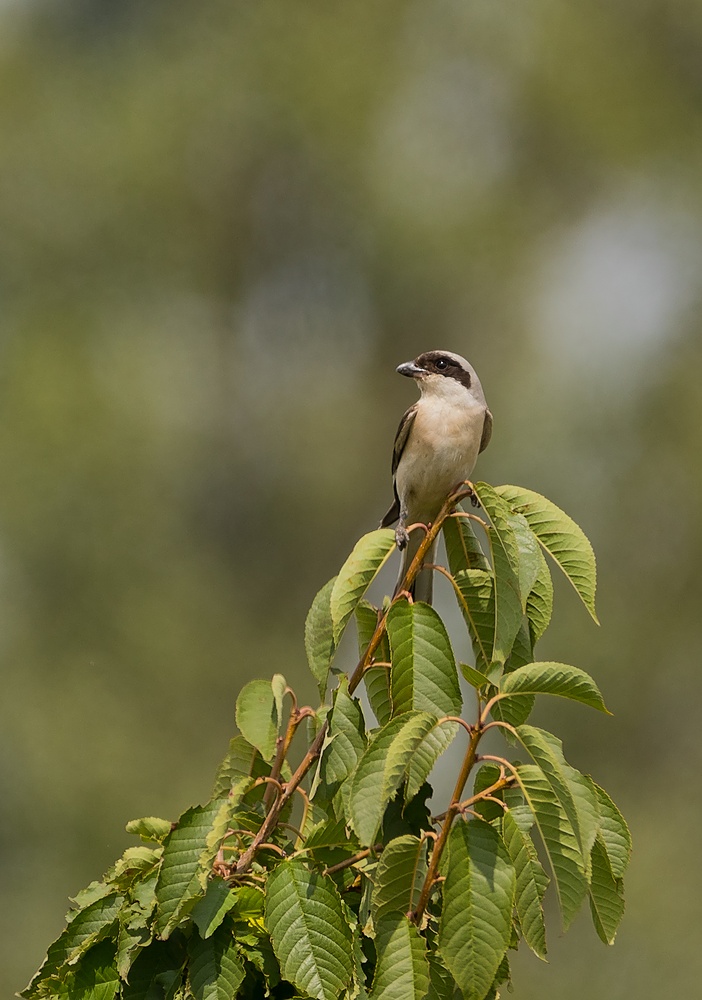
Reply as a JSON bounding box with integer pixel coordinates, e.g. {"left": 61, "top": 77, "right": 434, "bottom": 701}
{"left": 479, "top": 408, "right": 493, "bottom": 453}
{"left": 379, "top": 403, "right": 418, "bottom": 527}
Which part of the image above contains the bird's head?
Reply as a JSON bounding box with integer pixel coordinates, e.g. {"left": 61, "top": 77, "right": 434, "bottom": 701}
{"left": 396, "top": 351, "right": 486, "bottom": 403}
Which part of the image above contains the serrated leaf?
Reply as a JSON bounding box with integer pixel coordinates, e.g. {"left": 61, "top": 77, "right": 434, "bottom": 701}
{"left": 443, "top": 512, "right": 490, "bottom": 573}
{"left": 386, "top": 602, "right": 462, "bottom": 800}
{"left": 365, "top": 666, "right": 393, "bottom": 728}
{"left": 72, "top": 940, "right": 120, "bottom": 1000}
{"left": 235, "top": 680, "right": 280, "bottom": 762}
{"left": 330, "top": 529, "right": 396, "bottom": 643}
{"left": 212, "top": 735, "right": 269, "bottom": 798}
{"left": 369, "top": 914, "right": 430, "bottom": 1000}
{"left": 349, "top": 712, "right": 437, "bottom": 846}
{"left": 515, "top": 726, "right": 599, "bottom": 874}
{"left": 526, "top": 548, "right": 553, "bottom": 644}
{"left": 496, "top": 485, "right": 598, "bottom": 623}
{"left": 426, "top": 955, "right": 458, "bottom": 1000}
{"left": 516, "top": 765, "right": 587, "bottom": 929}
{"left": 21, "top": 894, "right": 124, "bottom": 998}
{"left": 491, "top": 623, "right": 535, "bottom": 728}
{"left": 502, "top": 810, "right": 548, "bottom": 960}
{"left": 500, "top": 661, "right": 609, "bottom": 713}
{"left": 265, "top": 861, "right": 353, "bottom": 1000}
{"left": 438, "top": 820, "right": 515, "bottom": 1000}
{"left": 593, "top": 783, "right": 632, "bottom": 879}
{"left": 154, "top": 798, "right": 232, "bottom": 938}
{"left": 304, "top": 817, "right": 356, "bottom": 851}
{"left": 460, "top": 663, "right": 489, "bottom": 689}
{"left": 188, "top": 925, "right": 246, "bottom": 1000}
{"left": 453, "top": 569, "right": 495, "bottom": 670}
{"left": 306, "top": 577, "right": 337, "bottom": 697}
{"left": 588, "top": 836, "right": 626, "bottom": 944}
{"left": 473, "top": 483, "right": 524, "bottom": 666}
{"left": 191, "top": 879, "right": 237, "bottom": 939}
{"left": 120, "top": 939, "right": 186, "bottom": 1000}
{"left": 387, "top": 601, "right": 462, "bottom": 718}
{"left": 506, "top": 509, "right": 541, "bottom": 609}
{"left": 125, "top": 817, "right": 173, "bottom": 845}
{"left": 371, "top": 836, "right": 427, "bottom": 922}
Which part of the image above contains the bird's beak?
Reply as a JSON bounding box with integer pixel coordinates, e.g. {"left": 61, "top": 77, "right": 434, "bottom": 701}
{"left": 396, "top": 361, "right": 427, "bottom": 378}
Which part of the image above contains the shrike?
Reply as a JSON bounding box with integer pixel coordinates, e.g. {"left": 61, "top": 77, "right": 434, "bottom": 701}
{"left": 380, "top": 351, "right": 492, "bottom": 604}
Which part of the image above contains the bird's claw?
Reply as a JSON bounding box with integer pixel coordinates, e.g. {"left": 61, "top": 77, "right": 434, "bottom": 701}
{"left": 395, "top": 523, "right": 410, "bottom": 550}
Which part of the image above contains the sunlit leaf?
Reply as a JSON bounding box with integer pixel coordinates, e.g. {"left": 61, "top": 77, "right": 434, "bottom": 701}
{"left": 501, "top": 661, "right": 610, "bottom": 713}
{"left": 473, "top": 483, "right": 523, "bottom": 666}
{"left": 305, "top": 576, "right": 337, "bottom": 698}
{"left": 369, "top": 914, "right": 430, "bottom": 1000}
{"left": 235, "top": 679, "right": 281, "bottom": 762}
{"left": 371, "top": 835, "right": 427, "bottom": 922}
{"left": 330, "top": 529, "right": 396, "bottom": 644}
{"left": 502, "top": 810, "right": 548, "bottom": 960}
{"left": 212, "top": 735, "right": 269, "bottom": 798}
{"left": 438, "top": 819, "right": 515, "bottom": 1000}
{"left": 349, "top": 712, "right": 437, "bottom": 846}
{"left": 593, "top": 783, "right": 632, "bottom": 879}
{"left": 526, "top": 548, "right": 554, "bottom": 644}
{"left": 516, "top": 765, "right": 587, "bottom": 929}
{"left": 265, "top": 861, "right": 353, "bottom": 1000}
{"left": 496, "top": 485, "right": 598, "bottom": 623}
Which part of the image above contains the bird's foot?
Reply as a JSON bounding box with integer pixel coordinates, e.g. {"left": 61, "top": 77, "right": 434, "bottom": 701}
{"left": 395, "top": 523, "right": 410, "bottom": 550}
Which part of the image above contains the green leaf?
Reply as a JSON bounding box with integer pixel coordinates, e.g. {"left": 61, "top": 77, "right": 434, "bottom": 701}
{"left": 125, "top": 817, "right": 173, "bottom": 845}
{"left": 369, "top": 914, "right": 430, "bottom": 1000}
{"left": 120, "top": 939, "right": 187, "bottom": 1000}
{"left": 386, "top": 602, "right": 462, "bottom": 799}
{"left": 443, "top": 512, "right": 490, "bottom": 573}
{"left": 323, "top": 681, "right": 366, "bottom": 785}
{"left": 496, "top": 485, "right": 598, "bottom": 623}
{"left": 330, "top": 529, "right": 396, "bottom": 643}
{"left": 371, "top": 835, "right": 427, "bottom": 922}
{"left": 154, "top": 798, "right": 232, "bottom": 939}
{"left": 515, "top": 726, "right": 599, "bottom": 873}
{"left": 265, "top": 861, "right": 353, "bottom": 1000}
{"left": 506, "top": 509, "right": 541, "bottom": 608}
{"left": 191, "top": 879, "right": 237, "bottom": 940}
{"left": 516, "top": 764, "right": 587, "bottom": 929}
{"left": 453, "top": 569, "right": 495, "bottom": 670}
{"left": 502, "top": 810, "right": 548, "bottom": 960}
{"left": 473, "top": 483, "right": 523, "bottom": 666}
{"left": 235, "top": 679, "right": 281, "bottom": 762}
{"left": 71, "top": 940, "right": 120, "bottom": 1000}
{"left": 593, "top": 783, "right": 632, "bottom": 879}
{"left": 470, "top": 763, "right": 506, "bottom": 823}
{"left": 490, "top": 623, "right": 535, "bottom": 728}
{"left": 349, "top": 712, "right": 437, "bottom": 846}
{"left": 526, "top": 548, "right": 554, "bottom": 644}
{"left": 588, "top": 836, "right": 626, "bottom": 945}
{"left": 501, "top": 661, "right": 610, "bottom": 713}
{"left": 212, "top": 735, "right": 269, "bottom": 798}
{"left": 438, "top": 819, "right": 516, "bottom": 1000}
{"left": 387, "top": 601, "right": 462, "bottom": 718}
{"left": 305, "top": 576, "right": 337, "bottom": 697}
{"left": 188, "top": 925, "right": 246, "bottom": 1000}
{"left": 460, "top": 663, "right": 489, "bottom": 689}
{"left": 357, "top": 603, "right": 393, "bottom": 725}
{"left": 426, "top": 956, "right": 458, "bottom": 1000}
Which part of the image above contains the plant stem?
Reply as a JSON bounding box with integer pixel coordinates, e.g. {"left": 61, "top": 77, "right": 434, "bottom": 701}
{"left": 412, "top": 722, "right": 482, "bottom": 924}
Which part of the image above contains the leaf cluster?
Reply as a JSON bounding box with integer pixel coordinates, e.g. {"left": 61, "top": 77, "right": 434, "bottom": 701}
{"left": 23, "top": 484, "right": 630, "bottom": 1000}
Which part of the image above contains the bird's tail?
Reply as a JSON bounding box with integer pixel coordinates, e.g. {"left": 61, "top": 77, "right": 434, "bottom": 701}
{"left": 392, "top": 531, "right": 437, "bottom": 605}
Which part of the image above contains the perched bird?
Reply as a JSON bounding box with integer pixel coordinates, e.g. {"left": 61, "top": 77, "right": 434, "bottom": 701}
{"left": 380, "top": 351, "right": 492, "bottom": 604}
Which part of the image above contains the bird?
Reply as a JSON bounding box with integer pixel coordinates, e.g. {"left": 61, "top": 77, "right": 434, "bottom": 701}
{"left": 380, "top": 350, "right": 492, "bottom": 604}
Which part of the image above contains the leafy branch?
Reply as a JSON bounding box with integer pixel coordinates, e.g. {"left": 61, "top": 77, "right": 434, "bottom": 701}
{"left": 22, "top": 482, "right": 630, "bottom": 1000}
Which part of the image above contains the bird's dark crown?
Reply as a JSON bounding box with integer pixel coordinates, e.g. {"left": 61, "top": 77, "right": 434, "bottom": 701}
{"left": 415, "top": 351, "right": 472, "bottom": 389}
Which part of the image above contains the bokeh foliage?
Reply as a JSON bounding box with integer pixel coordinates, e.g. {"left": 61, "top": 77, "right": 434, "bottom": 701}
{"left": 1, "top": 0, "right": 701, "bottom": 995}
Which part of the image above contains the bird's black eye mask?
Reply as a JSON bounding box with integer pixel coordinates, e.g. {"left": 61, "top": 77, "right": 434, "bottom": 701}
{"left": 416, "top": 352, "right": 472, "bottom": 390}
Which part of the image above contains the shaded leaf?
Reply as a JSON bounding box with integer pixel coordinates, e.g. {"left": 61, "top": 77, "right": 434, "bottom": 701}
{"left": 265, "top": 861, "right": 353, "bottom": 1000}
{"left": 588, "top": 836, "right": 626, "bottom": 945}
{"left": 369, "top": 914, "right": 430, "bottom": 1000}
{"left": 371, "top": 835, "right": 427, "bottom": 922}
{"left": 516, "top": 765, "right": 587, "bottom": 929}
{"left": 72, "top": 940, "right": 120, "bottom": 1000}
{"left": 331, "top": 529, "right": 396, "bottom": 644}
{"left": 305, "top": 576, "right": 337, "bottom": 698}
{"left": 365, "top": 666, "right": 393, "bottom": 728}
{"left": 443, "top": 512, "right": 490, "bottom": 573}
{"left": 453, "top": 569, "right": 495, "bottom": 670}
{"left": 593, "top": 783, "right": 632, "bottom": 879}
{"left": 387, "top": 601, "right": 461, "bottom": 718}
{"left": 349, "top": 712, "right": 437, "bottom": 846}
{"left": 473, "top": 483, "right": 523, "bottom": 666}
{"left": 426, "top": 955, "right": 458, "bottom": 1000}
{"left": 501, "top": 661, "right": 610, "bottom": 713}
{"left": 120, "top": 939, "right": 187, "bottom": 1000}
{"left": 212, "top": 735, "right": 269, "bottom": 798}
{"left": 191, "top": 879, "right": 237, "bottom": 940}
{"left": 502, "top": 810, "right": 548, "bottom": 960}
{"left": 439, "top": 820, "right": 515, "bottom": 1000}
{"left": 526, "top": 548, "right": 554, "bottom": 644}
{"left": 188, "top": 925, "right": 246, "bottom": 1000}
{"left": 497, "top": 485, "right": 598, "bottom": 623}
{"left": 235, "top": 680, "right": 280, "bottom": 762}
{"left": 506, "top": 509, "right": 541, "bottom": 608}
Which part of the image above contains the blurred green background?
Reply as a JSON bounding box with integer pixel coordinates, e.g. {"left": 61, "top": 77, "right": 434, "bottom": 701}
{"left": 2, "top": 0, "right": 701, "bottom": 995}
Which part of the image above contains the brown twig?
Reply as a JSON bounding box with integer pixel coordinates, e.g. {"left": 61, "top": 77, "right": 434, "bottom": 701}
{"left": 322, "top": 844, "right": 383, "bottom": 876}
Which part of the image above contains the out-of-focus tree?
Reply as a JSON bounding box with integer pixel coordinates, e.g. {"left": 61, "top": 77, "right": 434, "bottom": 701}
{"left": 0, "top": 0, "right": 701, "bottom": 994}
